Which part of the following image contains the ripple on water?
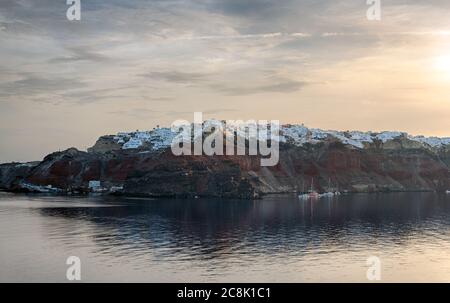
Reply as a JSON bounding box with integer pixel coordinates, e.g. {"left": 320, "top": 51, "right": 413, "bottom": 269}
{"left": 1, "top": 193, "right": 450, "bottom": 282}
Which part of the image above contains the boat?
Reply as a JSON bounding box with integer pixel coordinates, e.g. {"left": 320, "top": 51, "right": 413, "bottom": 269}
{"left": 298, "top": 179, "right": 320, "bottom": 199}
{"left": 317, "top": 178, "right": 341, "bottom": 197}
{"left": 299, "top": 178, "right": 341, "bottom": 199}
{"left": 318, "top": 192, "right": 335, "bottom": 198}
{"left": 446, "top": 190, "right": 450, "bottom": 194}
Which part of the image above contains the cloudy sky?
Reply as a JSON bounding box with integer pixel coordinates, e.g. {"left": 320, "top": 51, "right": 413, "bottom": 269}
{"left": 1, "top": 0, "right": 450, "bottom": 162}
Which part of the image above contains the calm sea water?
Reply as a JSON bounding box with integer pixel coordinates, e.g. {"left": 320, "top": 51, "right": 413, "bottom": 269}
{"left": 1, "top": 191, "right": 450, "bottom": 282}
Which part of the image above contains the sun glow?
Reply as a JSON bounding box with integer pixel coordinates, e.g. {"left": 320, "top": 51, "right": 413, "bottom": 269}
{"left": 434, "top": 55, "right": 450, "bottom": 72}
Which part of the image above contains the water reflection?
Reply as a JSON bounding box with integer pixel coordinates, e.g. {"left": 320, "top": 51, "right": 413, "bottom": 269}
{"left": 1, "top": 192, "right": 450, "bottom": 282}
{"left": 35, "top": 193, "right": 450, "bottom": 258}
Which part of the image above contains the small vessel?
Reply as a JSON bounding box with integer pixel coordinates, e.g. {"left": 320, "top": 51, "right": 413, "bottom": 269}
{"left": 317, "top": 178, "right": 341, "bottom": 197}
{"left": 299, "top": 179, "right": 320, "bottom": 199}
{"left": 299, "top": 178, "right": 341, "bottom": 199}
{"left": 446, "top": 190, "right": 450, "bottom": 194}
{"left": 318, "top": 192, "right": 335, "bottom": 198}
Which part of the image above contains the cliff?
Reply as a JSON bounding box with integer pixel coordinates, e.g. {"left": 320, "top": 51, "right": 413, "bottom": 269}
{"left": 1, "top": 124, "right": 449, "bottom": 198}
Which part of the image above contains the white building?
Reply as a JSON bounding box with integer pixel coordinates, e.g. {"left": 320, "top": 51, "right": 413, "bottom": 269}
{"left": 88, "top": 180, "right": 101, "bottom": 190}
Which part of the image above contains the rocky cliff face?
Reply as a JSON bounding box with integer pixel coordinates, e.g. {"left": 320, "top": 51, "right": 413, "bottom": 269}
{"left": 1, "top": 124, "right": 449, "bottom": 198}
{"left": 0, "top": 162, "right": 39, "bottom": 190}
{"left": 0, "top": 147, "right": 257, "bottom": 198}
{"left": 251, "top": 142, "right": 450, "bottom": 193}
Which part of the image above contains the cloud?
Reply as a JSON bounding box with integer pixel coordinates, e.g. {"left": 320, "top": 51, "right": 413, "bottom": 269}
{"left": 0, "top": 73, "right": 86, "bottom": 99}
{"left": 144, "top": 97, "right": 176, "bottom": 102}
{"left": 0, "top": 21, "right": 37, "bottom": 35}
{"left": 108, "top": 108, "right": 160, "bottom": 119}
{"left": 0, "top": 0, "right": 24, "bottom": 10}
{"left": 59, "top": 86, "right": 141, "bottom": 104}
{"left": 210, "top": 78, "right": 307, "bottom": 95}
{"left": 2, "top": 0, "right": 450, "bottom": 163}
{"left": 164, "top": 108, "right": 238, "bottom": 117}
{"left": 140, "top": 69, "right": 307, "bottom": 95}
{"left": 48, "top": 47, "right": 110, "bottom": 63}
{"left": 208, "top": 0, "right": 278, "bottom": 16}
{"left": 141, "top": 71, "right": 211, "bottom": 84}
{"left": 108, "top": 107, "right": 237, "bottom": 119}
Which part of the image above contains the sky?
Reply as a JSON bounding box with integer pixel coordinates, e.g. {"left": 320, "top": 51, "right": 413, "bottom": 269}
{"left": 1, "top": 0, "right": 450, "bottom": 162}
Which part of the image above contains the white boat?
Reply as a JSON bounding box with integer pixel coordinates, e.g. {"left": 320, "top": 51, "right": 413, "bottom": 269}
{"left": 298, "top": 191, "right": 320, "bottom": 199}
{"left": 317, "top": 178, "right": 341, "bottom": 197}
{"left": 298, "top": 178, "right": 320, "bottom": 199}
{"left": 318, "top": 192, "right": 335, "bottom": 198}
{"left": 299, "top": 178, "right": 342, "bottom": 199}
{"left": 446, "top": 190, "right": 450, "bottom": 194}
